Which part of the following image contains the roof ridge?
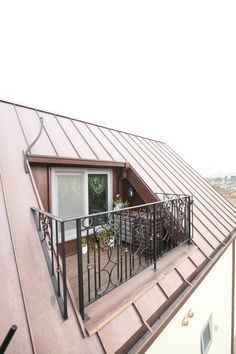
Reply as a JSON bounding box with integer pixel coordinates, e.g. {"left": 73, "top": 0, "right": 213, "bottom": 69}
{"left": 0, "top": 98, "right": 165, "bottom": 144}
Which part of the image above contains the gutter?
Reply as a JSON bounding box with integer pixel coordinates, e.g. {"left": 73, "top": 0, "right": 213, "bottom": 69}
{"left": 132, "top": 227, "right": 236, "bottom": 354}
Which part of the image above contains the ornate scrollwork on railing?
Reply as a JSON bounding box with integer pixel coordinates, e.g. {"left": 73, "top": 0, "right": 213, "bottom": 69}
{"left": 31, "top": 194, "right": 193, "bottom": 320}
{"left": 78, "top": 197, "right": 192, "bottom": 306}
{"left": 39, "top": 213, "right": 52, "bottom": 250}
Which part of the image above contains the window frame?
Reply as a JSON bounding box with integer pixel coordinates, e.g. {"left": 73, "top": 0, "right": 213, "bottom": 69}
{"left": 200, "top": 314, "right": 213, "bottom": 354}
{"left": 51, "top": 167, "right": 113, "bottom": 240}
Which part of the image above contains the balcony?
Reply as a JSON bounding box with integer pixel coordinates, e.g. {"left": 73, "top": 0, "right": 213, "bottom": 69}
{"left": 31, "top": 195, "right": 193, "bottom": 320}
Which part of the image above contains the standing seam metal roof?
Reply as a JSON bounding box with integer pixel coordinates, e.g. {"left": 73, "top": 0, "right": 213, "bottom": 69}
{"left": 0, "top": 99, "right": 235, "bottom": 353}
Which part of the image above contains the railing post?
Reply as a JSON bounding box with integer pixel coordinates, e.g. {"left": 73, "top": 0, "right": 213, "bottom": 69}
{"left": 76, "top": 219, "right": 85, "bottom": 320}
{"left": 55, "top": 221, "right": 61, "bottom": 298}
{"left": 61, "top": 222, "right": 68, "bottom": 319}
{"left": 50, "top": 218, "right": 54, "bottom": 276}
{"left": 187, "top": 196, "right": 192, "bottom": 244}
{"left": 153, "top": 203, "right": 157, "bottom": 271}
{"left": 38, "top": 212, "right": 41, "bottom": 232}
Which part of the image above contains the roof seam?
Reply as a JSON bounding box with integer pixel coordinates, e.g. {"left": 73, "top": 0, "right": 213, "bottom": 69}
{"left": 71, "top": 120, "right": 99, "bottom": 159}
{"left": 154, "top": 140, "right": 236, "bottom": 221}
{"left": 108, "top": 129, "right": 166, "bottom": 193}
{"left": 0, "top": 170, "right": 36, "bottom": 352}
{"left": 97, "top": 126, "right": 158, "bottom": 198}
{"left": 0, "top": 98, "right": 164, "bottom": 144}
{"left": 190, "top": 234, "right": 214, "bottom": 257}
{"left": 174, "top": 268, "right": 193, "bottom": 286}
{"left": 126, "top": 133, "right": 232, "bottom": 235}
{"left": 85, "top": 122, "right": 115, "bottom": 161}
{"left": 187, "top": 254, "right": 202, "bottom": 268}
{"left": 35, "top": 110, "right": 59, "bottom": 157}
{"left": 164, "top": 142, "right": 236, "bottom": 213}
{"left": 142, "top": 137, "right": 235, "bottom": 227}
{"left": 14, "top": 104, "right": 30, "bottom": 151}
{"left": 54, "top": 115, "right": 81, "bottom": 158}
{"left": 120, "top": 132, "right": 229, "bottom": 239}
{"left": 132, "top": 303, "right": 153, "bottom": 334}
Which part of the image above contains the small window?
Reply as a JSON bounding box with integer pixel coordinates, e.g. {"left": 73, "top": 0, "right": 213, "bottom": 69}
{"left": 201, "top": 314, "right": 213, "bottom": 354}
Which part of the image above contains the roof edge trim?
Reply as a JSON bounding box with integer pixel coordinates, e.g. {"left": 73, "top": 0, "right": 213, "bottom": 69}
{"left": 136, "top": 227, "right": 236, "bottom": 353}
{"left": 0, "top": 98, "right": 164, "bottom": 144}
{"left": 28, "top": 155, "right": 129, "bottom": 168}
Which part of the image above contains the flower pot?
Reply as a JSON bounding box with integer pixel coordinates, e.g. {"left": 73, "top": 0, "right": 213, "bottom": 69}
{"left": 114, "top": 203, "right": 122, "bottom": 210}
{"left": 106, "top": 236, "right": 115, "bottom": 248}
{"left": 82, "top": 245, "right": 87, "bottom": 254}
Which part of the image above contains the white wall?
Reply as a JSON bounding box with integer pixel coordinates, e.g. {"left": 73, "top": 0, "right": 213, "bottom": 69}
{"left": 234, "top": 241, "right": 236, "bottom": 339}
{"left": 146, "top": 245, "right": 233, "bottom": 354}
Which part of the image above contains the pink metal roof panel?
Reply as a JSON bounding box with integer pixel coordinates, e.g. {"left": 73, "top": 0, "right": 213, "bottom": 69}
{"left": 74, "top": 120, "right": 114, "bottom": 161}
{"left": 98, "top": 304, "right": 143, "bottom": 353}
{"left": 112, "top": 130, "right": 173, "bottom": 190}
{"left": 57, "top": 116, "right": 98, "bottom": 159}
{"left": 146, "top": 138, "right": 235, "bottom": 227}
{"left": 189, "top": 248, "right": 206, "bottom": 267}
{"left": 193, "top": 218, "right": 223, "bottom": 246}
{"left": 192, "top": 229, "right": 216, "bottom": 254}
{"left": 134, "top": 284, "right": 168, "bottom": 321}
{"left": 136, "top": 136, "right": 235, "bottom": 229}
{"left": 0, "top": 174, "right": 33, "bottom": 354}
{"left": 126, "top": 134, "right": 233, "bottom": 237}
{"left": 87, "top": 124, "right": 126, "bottom": 162}
{"left": 0, "top": 101, "right": 104, "bottom": 353}
{"left": 39, "top": 111, "right": 79, "bottom": 158}
{"left": 176, "top": 257, "right": 197, "bottom": 280}
{"left": 158, "top": 269, "right": 184, "bottom": 298}
{"left": 99, "top": 127, "right": 161, "bottom": 192}
{"left": 158, "top": 141, "right": 236, "bottom": 216}
{"left": 15, "top": 105, "right": 57, "bottom": 156}
{"left": 84, "top": 243, "right": 196, "bottom": 337}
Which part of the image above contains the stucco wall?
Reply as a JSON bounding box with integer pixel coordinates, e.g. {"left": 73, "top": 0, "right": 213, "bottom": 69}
{"left": 234, "top": 240, "right": 236, "bottom": 340}
{"left": 146, "top": 245, "right": 233, "bottom": 354}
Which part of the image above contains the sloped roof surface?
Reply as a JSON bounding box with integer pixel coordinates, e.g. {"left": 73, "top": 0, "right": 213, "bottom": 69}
{"left": 0, "top": 99, "right": 235, "bottom": 353}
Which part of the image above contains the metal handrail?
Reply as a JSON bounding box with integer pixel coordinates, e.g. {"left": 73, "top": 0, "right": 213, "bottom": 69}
{"left": 31, "top": 194, "right": 190, "bottom": 223}
{"left": 31, "top": 195, "right": 193, "bottom": 321}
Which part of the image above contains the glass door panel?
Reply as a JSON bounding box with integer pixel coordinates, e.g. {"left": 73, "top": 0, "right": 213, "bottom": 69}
{"left": 57, "top": 173, "right": 85, "bottom": 237}
{"left": 88, "top": 174, "right": 108, "bottom": 225}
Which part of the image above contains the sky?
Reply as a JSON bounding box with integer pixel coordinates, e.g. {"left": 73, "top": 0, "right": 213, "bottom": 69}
{"left": 0, "top": 1, "right": 235, "bottom": 177}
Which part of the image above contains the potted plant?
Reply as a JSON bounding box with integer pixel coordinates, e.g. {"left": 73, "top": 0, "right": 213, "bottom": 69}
{"left": 97, "top": 228, "right": 116, "bottom": 249}
{"left": 113, "top": 194, "right": 129, "bottom": 210}
{"left": 81, "top": 236, "right": 87, "bottom": 254}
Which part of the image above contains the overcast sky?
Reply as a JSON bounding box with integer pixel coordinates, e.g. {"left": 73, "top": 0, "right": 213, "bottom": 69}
{"left": 0, "top": 1, "right": 235, "bottom": 177}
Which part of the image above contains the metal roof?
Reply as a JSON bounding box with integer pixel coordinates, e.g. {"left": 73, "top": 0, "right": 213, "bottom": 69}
{"left": 0, "top": 99, "right": 235, "bottom": 353}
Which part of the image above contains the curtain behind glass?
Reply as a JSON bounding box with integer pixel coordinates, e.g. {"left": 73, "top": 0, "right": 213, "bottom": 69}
{"left": 88, "top": 174, "right": 107, "bottom": 215}
{"left": 58, "top": 174, "right": 84, "bottom": 217}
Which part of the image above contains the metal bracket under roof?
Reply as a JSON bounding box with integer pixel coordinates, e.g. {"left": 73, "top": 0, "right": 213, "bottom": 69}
{"left": 23, "top": 116, "right": 44, "bottom": 173}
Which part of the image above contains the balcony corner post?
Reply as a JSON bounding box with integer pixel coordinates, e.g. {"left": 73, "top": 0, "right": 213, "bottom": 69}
{"left": 61, "top": 222, "right": 68, "bottom": 319}
{"left": 187, "top": 196, "right": 192, "bottom": 244}
{"left": 76, "top": 219, "right": 85, "bottom": 320}
{"left": 153, "top": 203, "right": 157, "bottom": 271}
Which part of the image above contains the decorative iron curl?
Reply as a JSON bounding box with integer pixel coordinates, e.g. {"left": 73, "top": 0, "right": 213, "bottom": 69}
{"left": 40, "top": 214, "right": 52, "bottom": 250}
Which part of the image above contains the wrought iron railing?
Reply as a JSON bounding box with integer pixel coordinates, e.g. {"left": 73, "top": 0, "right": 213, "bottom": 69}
{"left": 156, "top": 192, "right": 189, "bottom": 200}
{"left": 31, "top": 209, "right": 68, "bottom": 319}
{"left": 156, "top": 193, "right": 194, "bottom": 237}
{"left": 31, "top": 195, "right": 193, "bottom": 320}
